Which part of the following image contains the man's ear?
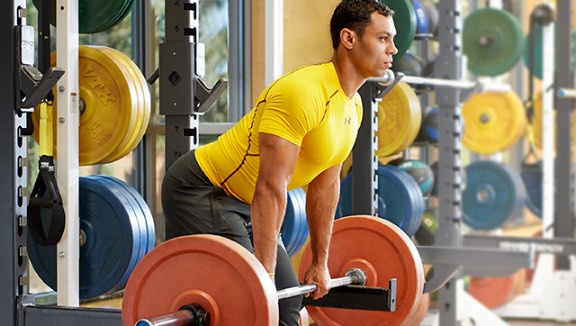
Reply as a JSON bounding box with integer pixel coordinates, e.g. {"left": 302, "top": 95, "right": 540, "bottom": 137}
{"left": 340, "top": 28, "right": 356, "bottom": 50}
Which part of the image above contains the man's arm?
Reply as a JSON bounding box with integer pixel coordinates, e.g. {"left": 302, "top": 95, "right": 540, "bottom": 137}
{"left": 251, "top": 133, "right": 300, "bottom": 277}
{"left": 303, "top": 163, "right": 342, "bottom": 299}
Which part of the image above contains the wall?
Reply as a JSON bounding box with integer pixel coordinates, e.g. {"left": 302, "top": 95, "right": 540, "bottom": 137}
{"left": 251, "top": 0, "right": 340, "bottom": 104}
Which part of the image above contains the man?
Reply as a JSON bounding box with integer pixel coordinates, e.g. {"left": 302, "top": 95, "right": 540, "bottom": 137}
{"left": 161, "top": 0, "right": 397, "bottom": 324}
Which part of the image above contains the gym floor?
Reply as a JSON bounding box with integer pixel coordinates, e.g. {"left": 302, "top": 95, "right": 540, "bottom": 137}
{"left": 507, "top": 320, "right": 576, "bottom": 326}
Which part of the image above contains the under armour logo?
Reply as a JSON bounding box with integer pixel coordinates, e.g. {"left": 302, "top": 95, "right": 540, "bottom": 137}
{"left": 344, "top": 117, "right": 352, "bottom": 125}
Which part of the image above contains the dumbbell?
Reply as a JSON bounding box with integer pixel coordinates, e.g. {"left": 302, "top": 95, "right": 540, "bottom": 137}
{"left": 122, "top": 215, "right": 425, "bottom": 326}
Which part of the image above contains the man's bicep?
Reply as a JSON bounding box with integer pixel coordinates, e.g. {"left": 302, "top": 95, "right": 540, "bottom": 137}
{"left": 309, "top": 164, "right": 342, "bottom": 190}
{"left": 258, "top": 133, "right": 300, "bottom": 185}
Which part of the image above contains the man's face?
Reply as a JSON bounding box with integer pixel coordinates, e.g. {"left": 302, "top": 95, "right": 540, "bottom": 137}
{"left": 351, "top": 12, "right": 398, "bottom": 78}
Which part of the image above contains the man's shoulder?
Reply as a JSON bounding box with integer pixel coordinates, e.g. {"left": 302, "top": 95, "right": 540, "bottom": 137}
{"left": 274, "top": 62, "right": 337, "bottom": 94}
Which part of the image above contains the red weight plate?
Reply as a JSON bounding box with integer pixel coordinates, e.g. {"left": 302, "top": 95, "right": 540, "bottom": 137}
{"left": 468, "top": 269, "right": 526, "bottom": 309}
{"left": 299, "top": 215, "right": 425, "bottom": 325}
{"left": 122, "top": 235, "right": 278, "bottom": 326}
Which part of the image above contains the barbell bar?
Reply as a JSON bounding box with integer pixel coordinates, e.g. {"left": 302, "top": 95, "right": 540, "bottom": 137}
{"left": 558, "top": 88, "right": 576, "bottom": 98}
{"left": 122, "top": 216, "right": 424, "bottom": 326}
{"left": 369, "top": 71, "right": 511, "bottom": 92}
{"left": 136, "top": 268, "right": 366, "bottom": 326}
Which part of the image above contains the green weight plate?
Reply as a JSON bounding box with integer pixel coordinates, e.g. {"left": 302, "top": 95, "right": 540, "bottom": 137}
{"left": 414, "top": 206, "right": 438, "bottom": 246}
{"left": 523, "top": 27, "right": 576, "bottom": 80}
{"left": 463, "top": 8, "right": 523, "bottom": 76}
{"left": 522, "top": 24, "right": 547, "bottom": 80}
{"left": 391, "top": 159, "right": 435, "bottom": 198}
{"left": 32, "top": 0, "right": 132, "bottom": 34}
{"left": 93, "top": 0, "right": 136, "bottom": 33}
{"left": 381, "top": 0, "right": 416, "bottom": 59}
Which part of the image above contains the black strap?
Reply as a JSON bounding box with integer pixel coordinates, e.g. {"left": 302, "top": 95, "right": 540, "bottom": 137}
{"left": 27, "top": 155, "right": 65, "bottom": 245}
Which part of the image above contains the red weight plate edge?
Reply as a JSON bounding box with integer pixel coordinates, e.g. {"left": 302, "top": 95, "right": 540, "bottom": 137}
{"left": 299, "top": 215, "right": 425, "bottom": 325}
{"left": 121, "top": 234, "right": 279, "bottom": 326}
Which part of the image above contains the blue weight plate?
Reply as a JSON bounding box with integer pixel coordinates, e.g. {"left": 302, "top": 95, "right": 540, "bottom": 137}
{"left": 285, "top": 188, "right": 302, "bottom": 255}
{"left": 292, "top": 188, "right": 308, "bottom": 256}
{"left": 391, "top": 159, "right": 435, "bottom": 199}
{"left": 92, "top": 176, "right": 148, "bottom": 293}
{"left": 337, "top": 166, "right": 424, "bottom": 236}
{"left": 337, "top": 172, "right": 387, "bottom": 219}
{"left": 520, "top": 162, "right": 542, "bottom": 218}
{"left": 280, "top": 188, "right": 297, "bottom": 255}
{"left": 27, "top": 176, "right": 141, "bottom": 299}
{"left": 281, "top": 188, "right": 306, "bottom": 256}
{"left": 413, "top": 0, "right": 430, "bottom": 35}
{"left": 293, "top": 187, "right": 309, "bottom": 256}
{"left": 287, "top": 188, "right": 306, "bottom": 257}
{"left": 421, "top": 107, "right": 439, "bottom": 144}
{"left": 98, "top": 175, "right": 156, "bottom": 252}
{"left": 379, "top": 165, "right": 425, "bottom": 236}
{"left": 463, "top": 161, "right": 526, "bottom": 230}
{"left": 420, "top": 0, "right": 438, "bottom": 35}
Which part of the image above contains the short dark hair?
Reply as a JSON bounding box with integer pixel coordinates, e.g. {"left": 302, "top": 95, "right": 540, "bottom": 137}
{"left": 330, "top": 0, "right": 394, "bottom": 49}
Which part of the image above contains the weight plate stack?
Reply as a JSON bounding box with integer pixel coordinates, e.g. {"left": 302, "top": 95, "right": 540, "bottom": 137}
{"left": 27, "top": 176, "right": 155, "bottom": 299}
{"left": 377, "top": 82, "right": 422, "bottom": 157}
{"left": 337, "top": 165, "right": 424, "bottom": 237}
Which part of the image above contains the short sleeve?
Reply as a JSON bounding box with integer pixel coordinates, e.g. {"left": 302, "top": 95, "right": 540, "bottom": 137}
{"left": 258, "top": 81, "right": 325, "bottom": 146}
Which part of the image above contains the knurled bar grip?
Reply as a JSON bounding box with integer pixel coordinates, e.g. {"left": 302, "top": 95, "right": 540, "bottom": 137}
{"left": 136, "top": 268, "right": 367, "bottom": 326}
{"left": 277, "top": 268, "right": 366, "bottom": 299}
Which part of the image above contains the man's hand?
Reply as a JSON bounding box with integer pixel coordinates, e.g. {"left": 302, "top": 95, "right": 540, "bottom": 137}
{"left": 303, "top": 263, "right": 331, "bottom": 300}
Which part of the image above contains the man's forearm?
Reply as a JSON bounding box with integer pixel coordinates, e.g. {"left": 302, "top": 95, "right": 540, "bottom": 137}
{"left": 306, "top": 179, "right": 339, "bottom": 265}
{"left": 251, "top": 184, "right": 287, "bottom": 274}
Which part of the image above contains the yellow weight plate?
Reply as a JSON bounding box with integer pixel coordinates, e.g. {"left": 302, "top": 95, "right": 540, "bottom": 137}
{"left": 462, "top": 91, "right": 527, "bottom": 154}
{"left": 98, "top": 46, "right": 150, "bottom": 163}
{"left": 108, "top": 48, "right": 151, "bottom": 161}
{"left": 78, "top": 45, "right": 140, "bottom": 165}
{"left": 376, "top": 82, "right": 422, "bottom": 157}
{"left": 32, "top": 46, "right": 138, "bottom": 165}
{"left": 95, "top": 46, "right": 141, "bottom": 164}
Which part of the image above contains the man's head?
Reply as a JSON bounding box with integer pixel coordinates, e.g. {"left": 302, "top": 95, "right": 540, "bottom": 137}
{"left": 330, "top": 0, "right": 394, "bottom": 50}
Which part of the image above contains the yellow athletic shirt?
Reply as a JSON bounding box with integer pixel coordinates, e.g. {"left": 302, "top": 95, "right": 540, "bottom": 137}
{"left": 196, "top": 62, "right": 363, "bottom": 204}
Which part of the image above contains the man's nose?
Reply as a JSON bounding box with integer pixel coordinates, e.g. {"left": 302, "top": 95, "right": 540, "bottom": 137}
{"left": 388, "top": 42, "right": 399, "bottom": 55}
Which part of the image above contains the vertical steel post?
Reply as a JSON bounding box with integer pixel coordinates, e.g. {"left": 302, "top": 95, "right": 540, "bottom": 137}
{"left": 435, "top": 0, "right": 464, "bottom": 325}
{"left": 161, "top": 0, "right": 201, "bottom": 169}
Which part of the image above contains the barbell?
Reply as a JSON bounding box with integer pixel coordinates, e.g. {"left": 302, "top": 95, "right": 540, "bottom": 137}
{"left": 121, "top": 215, "right": 425, "bottom": 326}
{"left": 369, "top": 70, "right": 512, "bottom": 93}
{"left": 136, "top": 268, "right": 366, "bottom": 326}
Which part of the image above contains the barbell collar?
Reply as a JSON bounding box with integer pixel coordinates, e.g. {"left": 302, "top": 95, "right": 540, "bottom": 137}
{"left": 135, "top": 309, "right": 193, "bottom": 326}
{"left": 135, "top": 304, "right": 209, "bottom": 326}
